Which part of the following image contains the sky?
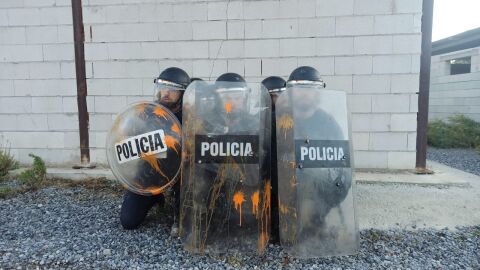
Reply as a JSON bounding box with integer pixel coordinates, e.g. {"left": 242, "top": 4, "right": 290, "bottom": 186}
{"left": 432, "top": 0, "right": 480, "bottom": 41}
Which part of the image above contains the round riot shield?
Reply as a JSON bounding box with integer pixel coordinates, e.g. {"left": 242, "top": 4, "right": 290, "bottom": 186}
{"left": 276, "top": 84, "right": 359, "bottom": 258}
{"left": 106, "top": 102, "right": 182, "bottom": 196}
{"left": 179, "top": 81, "right": 271, "bottom": 255}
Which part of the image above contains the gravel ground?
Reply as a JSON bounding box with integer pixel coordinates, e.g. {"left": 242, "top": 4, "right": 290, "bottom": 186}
{"left": 428, "top": 147, "right": 480, "bottom": 176}
{"left": 1, "top": 185, "right": 479, "bottom": 269}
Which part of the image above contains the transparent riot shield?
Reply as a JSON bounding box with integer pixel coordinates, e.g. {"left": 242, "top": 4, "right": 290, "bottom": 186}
{"left": 106, "top": 102, "right": 182, "bottom": 196}
{"left": 180, "top": 81, "right": 271, "bottom": 255}
{"left": 276, "top": 85, "right": 359, "bottom": 258}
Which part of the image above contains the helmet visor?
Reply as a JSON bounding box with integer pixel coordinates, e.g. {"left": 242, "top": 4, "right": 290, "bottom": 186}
{"left": 286, "top": 80, "right": 326, "bottom": 88}
{"left": 267, "top": 86, "right": 286, "bottom": 94}
{"left": 154, "top": 81, "right": 184, "bottom": 108}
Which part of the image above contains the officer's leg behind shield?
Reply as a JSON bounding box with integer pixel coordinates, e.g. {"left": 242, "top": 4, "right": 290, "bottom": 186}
{"left": 120, "top": 190, "right": 164, "bottom": 230}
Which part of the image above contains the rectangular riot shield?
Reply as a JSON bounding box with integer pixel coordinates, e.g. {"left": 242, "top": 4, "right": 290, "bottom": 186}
{"left": 276, "top": 85, "right": 359, "bottom": 258}
{"left": 180, "top": 81, "right": 271, "bottom": 255}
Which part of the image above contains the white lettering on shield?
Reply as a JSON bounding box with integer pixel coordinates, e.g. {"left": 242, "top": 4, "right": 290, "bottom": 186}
{"left": 201, "top": 142, "right": 253, "bottom": 157}
{"left": 115, "top": 130, "right": 167, "bottom": 164}
{"left": 300, "top": 146, "right": 345, "bottom": 161}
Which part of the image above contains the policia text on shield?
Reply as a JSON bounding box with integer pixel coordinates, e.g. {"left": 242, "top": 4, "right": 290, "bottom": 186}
{"left": 200, "top": 141, "right": 254, "bottom": 157}
{"left": 106, "top": 66, "right": 358, "bottom": 258}
{"left": 115, "top": 130, "right": 167, "bottom": 164}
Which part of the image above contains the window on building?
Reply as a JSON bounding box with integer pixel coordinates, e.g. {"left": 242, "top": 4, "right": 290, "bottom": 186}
{"left": 449, "top": 57, "right": 471, "bottom": 75}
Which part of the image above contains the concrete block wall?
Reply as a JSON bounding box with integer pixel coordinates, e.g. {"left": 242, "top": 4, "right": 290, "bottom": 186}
{"left": 0, "top": 0, "right": 81, "bottom": 165}
{"left": 0, "top": 0, "right": 423, "bottom": 169}
{"left": 430, "top": 47, "right": 480, "bottom": 122}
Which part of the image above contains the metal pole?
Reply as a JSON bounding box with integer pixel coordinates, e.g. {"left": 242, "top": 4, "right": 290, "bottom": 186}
{"left": 415, "top": 0, "right": 434, "bottom": 173}
{"left": 71, "top": 0, "right": 91, "bottom": 166}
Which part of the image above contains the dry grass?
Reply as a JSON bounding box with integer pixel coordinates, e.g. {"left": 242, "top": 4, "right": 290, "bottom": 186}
{"left": 0, "top": 177, "right": 124, "bottom": 200}
{"left": 1, "top": 153, "right": 123, "bottom": 200}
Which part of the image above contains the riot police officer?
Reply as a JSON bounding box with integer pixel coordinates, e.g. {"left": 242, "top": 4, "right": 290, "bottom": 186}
{"left": 289, "top": 66, "right": 347, "bottom": 226}
{"left": 180, "top": 73, "right": 272, "bottom": 254}
{"left": 277, "top": 66, "right": 355, "bottom": 256}
{"left": 120, "top": 67, "right": 190, "bottom": 230}
{"left": 287, "top": 66, "right": 340, "bottom": 139}
{"left": 261, "top": 76, "right": 286, "bottom": 243}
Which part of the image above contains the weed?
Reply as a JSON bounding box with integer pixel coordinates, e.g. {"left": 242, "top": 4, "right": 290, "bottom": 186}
{"left": 0, "top": 186, "right": 15, "bottom": 199}
{"left": 428, "top": 115, "right": 480, "bottom": 149}
{"left": 365, "top": 230, "right": 382, "bottom": 241}
{"left": 19, "top": 154, "right": 47, "bottom": 188}
{"left": 0, "top": 139, "right": 19, "bottom": 178}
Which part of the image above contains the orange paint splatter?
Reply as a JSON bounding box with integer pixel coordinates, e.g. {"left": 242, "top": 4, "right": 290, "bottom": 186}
{"left": 140, "top": 151, "right": 168, "bottom": 180}
{"left": 131, "top": 181, "right": 171, "bottom": 196}
{"left": 164, "top": 135, "right": 180, "bottom": 155}
{"left": 259, "top": 231, "right": 268, "bottom": 253}
{"left": 233, "top": 191, "right": 246, "bottom": 226}
{"left": 224, "top": 102, "right": 233, "bottom": 114}
{"left": 171, "top": 122, "right": 181, "bottom": 135}
{"left": 135, "top": 103, "right": 148, "bottom": 115}
{"left": 278, "top": 114, "right": 294, "bottom": 139}
{"left": 153, "top": 106, "right": 169, "bottom": 120}
{"left": 263, "top": 181, "right": 271, "bottom": 213}
{"left": 251, "top": 191, "right": 260, "bottom": 218}
{"left": 258, "top": 180, "right": 271, "bottom": 252}
{"left": 144, "top": 186, "right": 166, "bottom": 196}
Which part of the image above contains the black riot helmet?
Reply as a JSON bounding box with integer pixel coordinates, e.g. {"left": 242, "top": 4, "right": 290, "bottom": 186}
{"left": 154, "top": 67, "right": 190, "bottom": 113}
{"left": 189, "top": 77, "right": 210, "bottom": 89}
{"left": 261, "top": 76, "right": 286, "bottom": 94}
{"left": 216, "top": 72, "right": 246, "bottom": 84}
{"left": 215, "top": 72, "right": 248, "bottom": 92}
{"left": 190, "top": 77, "right": 204, "bottom": 83}
{"left": 189, "top": 77, "right": 208, "bottom": 89}
{"left": 287, "top": 66, "right": 326, "bottom": 88}
{"left": 155, "top": 67, "right": 190, "bottom": 89}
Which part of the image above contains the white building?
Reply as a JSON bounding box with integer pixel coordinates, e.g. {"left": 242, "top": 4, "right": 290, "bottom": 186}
{"left": 0, "top": 0, "right": 425, "bottom": 169}
{"left": 430, "top": 28, "right": 480, "bottom": 122}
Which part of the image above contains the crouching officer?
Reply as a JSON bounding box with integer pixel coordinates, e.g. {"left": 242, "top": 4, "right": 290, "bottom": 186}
{"left": 119, "top": 67, "right": 190, "bottom": 230}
